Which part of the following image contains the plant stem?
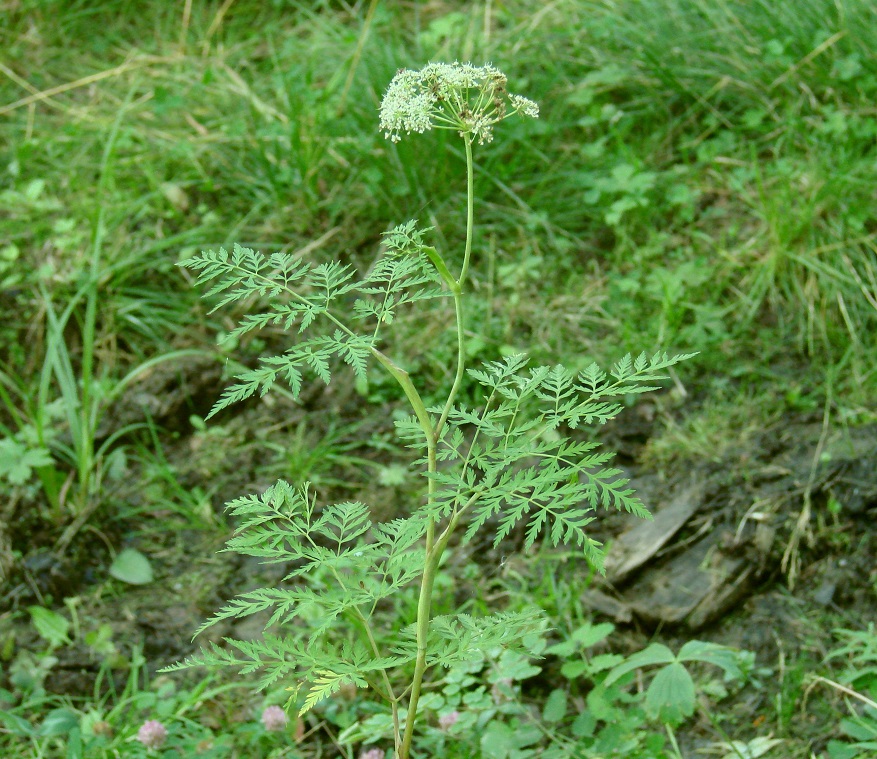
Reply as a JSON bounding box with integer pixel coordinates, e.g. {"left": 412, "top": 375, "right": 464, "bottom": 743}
{"left": 369, "top": 348, "right": 433, "bottom": 443}
{"left": 665, "top": 724, "right": 684, "bottom": 759}
{"left": 437, "top": 134, "right": 474, "bottom": 437}
{"left": 458, "top": 135, "right": 475, "bottom": 288}
{"left": 398, "top": 133, "right": 477, "bottom": 759}
{"left": 356, "top": 608, "right": 401, "bottom": 742}
{"left": 368, "top": 346, "right": 436, "bottom": 759}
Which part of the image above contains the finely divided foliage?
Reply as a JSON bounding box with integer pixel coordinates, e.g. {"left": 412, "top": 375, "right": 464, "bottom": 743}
{"left": 397, "top": 352, "right": 690, "bottom": 568}
{"left": 180, "top": 229, "right": 445, "bottom": 416}
{"left": 166, "top": 62, "right": 691, "bottom": 757}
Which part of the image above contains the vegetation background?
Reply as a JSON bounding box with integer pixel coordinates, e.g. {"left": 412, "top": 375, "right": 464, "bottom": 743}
{"left": 0, "top": 0, "right": 875, "bottom": 757}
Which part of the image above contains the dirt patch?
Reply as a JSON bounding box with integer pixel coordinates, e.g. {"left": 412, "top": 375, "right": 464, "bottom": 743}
{"left": 585, "top": 422, "right": 877, "bottom": 630}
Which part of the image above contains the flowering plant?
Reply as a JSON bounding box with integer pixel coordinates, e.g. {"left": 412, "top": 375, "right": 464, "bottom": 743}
{"left": 164, "top": 62, "right": 690, "bottom": 758}
{"left": 379, "top": 62, "right": 538, "bottom": 144}
{"left": 135, "top": 720, "right": 167, "bottom": 751}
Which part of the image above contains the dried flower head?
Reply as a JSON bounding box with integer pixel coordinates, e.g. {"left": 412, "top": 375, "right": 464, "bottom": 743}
{"left": 136, "top": 720, "right": 168, "bottom": 750}
{"left": 379, "top": 62, "right": 539, "bottom": 145}
{"left": 261, "top": 705, "right": 289, "bottom": 732}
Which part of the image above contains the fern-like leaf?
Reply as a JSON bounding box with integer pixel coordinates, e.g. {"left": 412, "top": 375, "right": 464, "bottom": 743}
{"left": 302, "top": 669, "right": 368, "bottom": 714}
{"left": 424, "top": 610, "right": 546, "bottom": 669}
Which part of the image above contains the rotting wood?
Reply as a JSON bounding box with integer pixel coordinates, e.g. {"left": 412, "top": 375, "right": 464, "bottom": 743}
{"left": 603, "top": 475, "right": 705, "bottom": 585}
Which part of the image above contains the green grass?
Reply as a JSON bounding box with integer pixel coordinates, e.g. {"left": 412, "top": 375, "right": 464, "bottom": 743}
{"left": 1, "top": 0, "right": 875, "bottom": 756}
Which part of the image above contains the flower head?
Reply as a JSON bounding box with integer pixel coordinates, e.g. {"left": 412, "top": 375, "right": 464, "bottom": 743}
{"left": 439, "top": 710, "right": 460, "bottom": 730}
{"left": 380, "top": 62, "right": 539, "bottom": 145}
{"left": 136, "top": 720, "right": 167, "bottom": 750}
{"left": 261, "top": 705, "right": 289, "bottom": 732}
{"left": 359, "top": 749, "right": 385, "bottom": 759}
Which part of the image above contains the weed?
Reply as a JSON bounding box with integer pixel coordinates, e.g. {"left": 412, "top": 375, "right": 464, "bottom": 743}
{"left": 817, "top": 625, "right": 877, "bottom": 758}
{"left": 1, "top": 1, "right": 874, "bottom": 756}
{"left": 165, "top": 61, "right": 693, "bottom": 759}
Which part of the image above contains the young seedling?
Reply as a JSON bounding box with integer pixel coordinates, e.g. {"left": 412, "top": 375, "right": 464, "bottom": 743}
{"left": 164, "top": 62, "right": 692, "bottom": 758}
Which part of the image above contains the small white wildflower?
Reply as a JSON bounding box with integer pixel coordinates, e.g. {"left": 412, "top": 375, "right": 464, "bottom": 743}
{"left": 379, "top": 62, "right": 539, "bottom": 145}
{"left": 509, "top": 93, "right": 539, "bottom": 119}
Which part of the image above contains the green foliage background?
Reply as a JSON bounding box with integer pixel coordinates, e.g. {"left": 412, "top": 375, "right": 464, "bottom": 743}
{"left": 1, "top": 0, "right": 875, "bottom": 757}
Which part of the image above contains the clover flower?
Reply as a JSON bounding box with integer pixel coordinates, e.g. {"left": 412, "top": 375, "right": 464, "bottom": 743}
{"left": 379, "top": 62, "right": 539, "bottom": 145}
{"left": 136, "top": 720, "right": 167, "bottom": 750}
{"left": 359, "top": 749, "right": 385, "bottom": 759}
{"left": 438, "top": 710, "right": 460, "bottom": 730}
{"left": 261, "top": 705, "right": 289, "bottom": 732}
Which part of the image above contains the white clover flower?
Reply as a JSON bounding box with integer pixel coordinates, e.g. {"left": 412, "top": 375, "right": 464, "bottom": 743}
{"left": 379, "top": 62, "right": 539, "bottom": 145}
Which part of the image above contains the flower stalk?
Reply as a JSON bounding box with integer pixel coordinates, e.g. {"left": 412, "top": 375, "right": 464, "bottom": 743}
{"left": 379, "top": 64, "right": 538, "bottom": 759}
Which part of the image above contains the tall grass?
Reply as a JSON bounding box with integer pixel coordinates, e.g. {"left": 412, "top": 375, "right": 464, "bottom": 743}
{"left": 2, "top": 0, "right": 875, "bottom": 498}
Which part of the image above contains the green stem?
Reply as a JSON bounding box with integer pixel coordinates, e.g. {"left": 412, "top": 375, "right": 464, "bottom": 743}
{"left": 356, "top": 608, "right": 400, "bottom": 741}
{"left": 436, "top": 135, "right": 475, "bottom": 438}
{"left": 399, "top": 526, "right": 436, "bottom": 757}
{"left": 368, "top": 344, "right": 436, "bottom": 759}
{"left": 398, "top": 134, "right": 477, "bottom": 759}
{"left": 458, "top": 135, "right": 475, "bottom": 288}
{"left": 369, "top": 348, "right": 433, "bottom": 444}
{"left": 398, "top": 494, "right": 474, "bottom": 756}
{"left": 435, "top": 292, "right": 465, "bottom": 439}
{"left": 422, "top": 246, "right": 460, "bottom": 296}
{"left": 664, "top": 724, "right": 684, "bottom": 759}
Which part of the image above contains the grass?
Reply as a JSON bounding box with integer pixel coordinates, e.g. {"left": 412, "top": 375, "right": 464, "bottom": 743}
{"left": 1, "top": 0, "right": 876, "bottom": 756}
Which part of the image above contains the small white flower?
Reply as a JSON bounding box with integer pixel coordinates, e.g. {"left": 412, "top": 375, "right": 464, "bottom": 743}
{"left": 509, "top": 93, "right": 540, "bottom": 119}
{"left": 379, "top": 62, "right": 539, "bottom": 145}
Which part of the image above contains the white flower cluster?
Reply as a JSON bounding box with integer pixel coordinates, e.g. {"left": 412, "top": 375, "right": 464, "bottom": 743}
{"left": 379, "top": 62, "right": 539, "bottom": 145}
